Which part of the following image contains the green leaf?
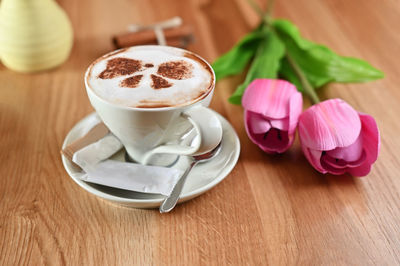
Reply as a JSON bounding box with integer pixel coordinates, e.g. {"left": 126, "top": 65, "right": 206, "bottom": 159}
{"left": 212, "top": 29, "right": 264, "bottom": 81}
{"left": 229, "top": 31, "right": 285, "bottom": 104}
{"left": 278, "top": 57, "right": 303, "bottom": 91}
{"left": 273, "top": 19, "right": 384, "bottom": 90}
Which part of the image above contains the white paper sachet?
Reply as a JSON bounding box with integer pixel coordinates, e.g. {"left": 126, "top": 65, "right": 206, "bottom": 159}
{"left": 72, "top": 133, "right": 183, "bottom": 196}
{"left": 73, "top": 135, "right": 123, "bottom": 171}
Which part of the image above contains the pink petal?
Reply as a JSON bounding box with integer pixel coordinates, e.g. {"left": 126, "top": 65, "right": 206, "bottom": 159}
{"left": 347, "top": 152, "right": 367, "bottom": 167}
{"left": 359, "top": 112, "right": 380, "bottom": 166}
{"left": 259, "top": 129, "right": 292, "bottom": 153}
{"left": 320, "top": 158, "right": 347, "bottom": 175}
{"left": 301, "top": 146, "right": 326, "bottom": 173}
{"left": 288, "top": 91, "right": 303, "bottom": 135}
{"left": 245, "top": 111, "right": 293, "bottom": 153}
{"left": 270, "top": 117, "right": 289, "bottom": 131}
{"left": 247, "top": 111, "right": 271, "bottom": 134}
{"left": 299, "top": 99, "right": 361, "bottom": 151}
{"left": 348, "top": 113, "right": 380, "bottom": 177}
{"left": 242, "top": 79, "right": 299, "bottom": 119}
{"left": 348, "top": 162, "right": 372, "bottom": 177}
{"left": 244, "top": 111, "right": 269, "bottom": 147}
{"left": 326, "top": 132, "right": 363, "bottom": 162}
{"left": 323, "top": 152, "right": 366, "bottom": 169}
{"left": 322, "top": 155, "right": 348, "bottom": 169}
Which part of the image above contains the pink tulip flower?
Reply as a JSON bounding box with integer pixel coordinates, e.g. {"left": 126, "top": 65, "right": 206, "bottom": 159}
{"left": 298, "top": 99, "right": 380, "bottom": 177}
{"left": 242, "top": 79, "right": 303, "bottom": 153}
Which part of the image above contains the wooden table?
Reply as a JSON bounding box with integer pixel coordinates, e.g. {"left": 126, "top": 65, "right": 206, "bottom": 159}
{"left": 1, "top": 0, "right": 400, "bottom": 264}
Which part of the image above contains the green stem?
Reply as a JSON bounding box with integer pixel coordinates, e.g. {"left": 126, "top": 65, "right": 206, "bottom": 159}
{"left": 248, "top": 0, "right": 320, "bottom": 104}
{"left": 247, "top": 0, "right": 274, "bottom": 24}
{"left": 247, "top": 0, "right": 265, "bottom": 18}
{"left": 285, "top": 53, "right": 320, "bottom": 104}
{"left": 266, "top": 0, "right": 275, "bottom": 17}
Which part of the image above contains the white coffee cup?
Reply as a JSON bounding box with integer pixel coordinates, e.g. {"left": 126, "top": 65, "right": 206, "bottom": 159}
{"left": 84, "top": 46, "right": 220, "bottom": 166}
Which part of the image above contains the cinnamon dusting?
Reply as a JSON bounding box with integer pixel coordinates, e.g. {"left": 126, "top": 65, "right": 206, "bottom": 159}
{"left": 98, "top": 57, "right": 142, "bottom": 79}
{"left": 120, "top": 75, "right": 143, "bottom": 88}
{"left": 151, "top": 74, "right": 172, "bottom": 89}
{"left": 157, "top": 60, "right": 193, "bottom": 80}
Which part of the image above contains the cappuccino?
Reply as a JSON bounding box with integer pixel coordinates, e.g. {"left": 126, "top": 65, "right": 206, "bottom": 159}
{"left": 86, "top": 46, "right": 214, "bottom": 108}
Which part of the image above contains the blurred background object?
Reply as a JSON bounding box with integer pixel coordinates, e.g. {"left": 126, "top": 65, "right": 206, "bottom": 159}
{"left": 0, "top": 0, "right": 73, "bottom": 73}
{"left": 113, "top": 17, "right": 194, "bottom": 49}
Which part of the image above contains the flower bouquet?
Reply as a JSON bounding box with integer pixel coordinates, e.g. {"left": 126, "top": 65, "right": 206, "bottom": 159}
{"left": 212, "top": 0, "right": 382, "bottom": 177}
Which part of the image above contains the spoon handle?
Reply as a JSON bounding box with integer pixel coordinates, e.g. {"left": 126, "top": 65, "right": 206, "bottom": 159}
{"left": 159, "top": 160, "right": 198, "bottom": 213}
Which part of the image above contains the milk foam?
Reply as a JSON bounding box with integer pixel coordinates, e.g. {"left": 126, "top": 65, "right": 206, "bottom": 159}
{"left": 86, "top": 46, "right": 213, "bottom": 108}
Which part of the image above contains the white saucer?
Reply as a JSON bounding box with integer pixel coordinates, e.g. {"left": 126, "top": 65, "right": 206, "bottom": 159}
{"left": 61, "top": 111, "right": 240, "bottom": 209}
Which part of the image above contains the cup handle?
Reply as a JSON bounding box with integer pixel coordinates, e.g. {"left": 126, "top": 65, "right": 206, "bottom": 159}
{"left": 142, "top": 106, "right": 218, "bottom": 165}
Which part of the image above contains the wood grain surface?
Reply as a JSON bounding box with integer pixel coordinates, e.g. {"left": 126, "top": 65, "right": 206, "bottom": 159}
{"left": 1, "top": 0, "right": 400, "bottom": 265}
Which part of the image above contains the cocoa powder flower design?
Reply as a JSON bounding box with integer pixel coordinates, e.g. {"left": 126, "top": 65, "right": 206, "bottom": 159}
{"left": 98, "top": 57, "right": 193, "bottom": 89}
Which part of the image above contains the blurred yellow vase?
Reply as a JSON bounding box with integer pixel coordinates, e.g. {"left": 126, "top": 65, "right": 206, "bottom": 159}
{"left": 0, "top": 0, "right": 73, "bottom": 72}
